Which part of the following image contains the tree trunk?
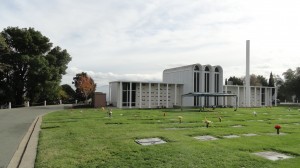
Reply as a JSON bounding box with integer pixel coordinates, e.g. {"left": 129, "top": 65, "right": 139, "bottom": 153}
{"left": 14, "top": 76, "right": 25, "bottom": 106}
{"left": 15, "top": 91, "right": 24, "bottom": 106}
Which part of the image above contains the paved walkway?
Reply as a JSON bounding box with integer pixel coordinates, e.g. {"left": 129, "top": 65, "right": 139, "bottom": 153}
{"left": 0, "top": 105, "right": 68, "bottom": 168}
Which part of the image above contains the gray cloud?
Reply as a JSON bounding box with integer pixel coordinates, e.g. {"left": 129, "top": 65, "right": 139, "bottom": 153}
{"left": 1, "top": 0, "right": 300, "bottom": 87}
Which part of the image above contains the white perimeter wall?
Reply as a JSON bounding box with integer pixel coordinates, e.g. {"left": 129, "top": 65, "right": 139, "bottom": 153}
{"left": 224, "top": 85, "right": 276, "bottom": 107}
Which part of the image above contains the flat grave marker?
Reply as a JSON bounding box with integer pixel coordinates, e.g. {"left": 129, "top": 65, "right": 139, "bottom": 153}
{"left": 242, "top": 133, "right": 257, "bottom": 137}
{"left": 194, "top": 135, "right": 218, "bottom": 141}
{"left": 253, "top": 151, "right": 294, "bottom": 161}
{"left": 135, "top": 138, "right": 166, "bottom": 146}
{"left": 223, "top": 135, "right": 240, "bottom": 138}
{"left": 164, "top": 127, "right": 191, "bottom": 130}
{"left": 232, "top": 125, "right": 243, "bottom": 128}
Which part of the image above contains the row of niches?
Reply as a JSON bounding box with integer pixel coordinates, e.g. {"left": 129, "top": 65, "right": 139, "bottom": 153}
{"left": 139, "top": 94, "right": 171, "bottom": 97}
{"left": 122, "top": 87, "right": 174, "bottom": 92}
{"left": 137, "top": 92, "right": 171, "bottom": 95}
{"left": 139, "top": 99, "right": 172, "bottom": 102}
{"left": 140, "top": 88, "right": 173, "bottom": 91}
{"left": 138, "top": 96, "right": 172, "bottom": 99}
{"left": 138, "top": 102, "right": 171, "bottom": 106}
{"left": 141, "top": 84, "right": 170, "bottom": 87}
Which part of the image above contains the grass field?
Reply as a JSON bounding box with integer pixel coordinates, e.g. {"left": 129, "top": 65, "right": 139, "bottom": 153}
{"left": 35, "top": 107, "right": 300, "bottom": 168}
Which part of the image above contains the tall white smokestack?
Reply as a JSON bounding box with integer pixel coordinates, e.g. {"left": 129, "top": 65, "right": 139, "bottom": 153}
{"left": 245, "top": 40, "right": 251, "bottom": 107}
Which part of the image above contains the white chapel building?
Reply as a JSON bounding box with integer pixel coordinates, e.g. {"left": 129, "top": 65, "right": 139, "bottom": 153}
{"left": 109, "top": 63, "right": 276, "bottom": 108}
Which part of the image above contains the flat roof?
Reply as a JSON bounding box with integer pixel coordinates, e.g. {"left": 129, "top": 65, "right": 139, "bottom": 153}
{"left": 109, "top": 81, "right": 184, "bottom": 85}
{"left": 182, "top": 92, "right": 237, "bottom": 97}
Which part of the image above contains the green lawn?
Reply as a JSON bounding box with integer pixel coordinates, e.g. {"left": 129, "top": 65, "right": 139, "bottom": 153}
{"left": 35, "top": 107, "right": 300, "bottom": 168}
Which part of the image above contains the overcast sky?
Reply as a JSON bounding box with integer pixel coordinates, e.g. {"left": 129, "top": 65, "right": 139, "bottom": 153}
{"left": 1, "top": 0, "right": 300, "bottom": 92}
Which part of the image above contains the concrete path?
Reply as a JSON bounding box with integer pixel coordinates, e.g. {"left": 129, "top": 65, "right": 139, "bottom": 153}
{"left": 0, "top": 105, "right": 68, "bottom": 168}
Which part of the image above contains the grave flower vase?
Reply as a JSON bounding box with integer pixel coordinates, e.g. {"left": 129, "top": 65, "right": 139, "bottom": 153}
{"left": 203, "top": 118, "right": 211, "bottom": 128}
{"left": 178, "top": 116, "right": 183, "bottom": 123}
{"left": 274, "top": 125, "right": 281, "bottom": 135}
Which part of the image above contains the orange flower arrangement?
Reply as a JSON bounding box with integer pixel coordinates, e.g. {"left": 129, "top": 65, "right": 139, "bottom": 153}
{"left": 274, "top": 124, "right": 281, "bottom": 134}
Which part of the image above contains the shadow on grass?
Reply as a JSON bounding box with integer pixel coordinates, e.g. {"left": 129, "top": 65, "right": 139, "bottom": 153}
{"left": 105, "top": 122, "right": 129, "bottom": 125}
{"left": 44, "top": 120, "right": 79, "bottom": 123}
{"left": 41, "top": 125, "right": 60, "bottom": 129}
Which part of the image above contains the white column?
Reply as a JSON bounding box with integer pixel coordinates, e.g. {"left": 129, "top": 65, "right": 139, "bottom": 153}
{"left": 274, "top": 86, "right": 277, "bottom": 106}
{"left": 268, "top": 88, "right": 270, "bottom": 106}
{"left": 260, "top": 87, "right": 262, "bottom": 106}
{"left": 219, "top": 70, "right": 224, "bottom": 105}
{"left": 148, "top": 83, "right": 151, "bottom": 108}
{"left": 44, "top": 100, "right": 46, "bottom": 106}
{"left": 210, "top": 71, "right": 215, "bottom": 106}
{"left": 174, "top": 84, "right": 177, "bottom": 105}
{"left": 224, "top": 86, "right": 227, "bottom": 106}
{"left": 265, "top": 87, "right": 270, "bottom": 106}
{"left": 254, "top": 87, "right": 257, "bottom": 107}
{"left": 109, "top": 84, "right": 111, "bottom": 104}
{"left": 166, "top": 84, "right": 169, "bottom": 108}
{"left": 200, "top": 70, "right": 205, "bottom": 105}
{"left": 129, "top": 82, "right": 132, "bottom": 108}
{"left": 158, "top": 83, "right": 160, "bottom": 107}
{"left": 237, "top": 86, "right": 240, "bottom": 107}
{"left": 119, "top": 82, "right": 122, "bottom": 108}
{"left": 243, "top": 86, "right": 246, "bottom": 107}
{"left": 200, "top": 70, "right": 205, "bottom": 92}
{"left": 270, "top": 88, "right": 272, "bottom": 106}
{"left": 8, "top": 102, "right": 11, "bottom": 109}
{"left": 139, "top": 83, "right": 142, "bottom": 108}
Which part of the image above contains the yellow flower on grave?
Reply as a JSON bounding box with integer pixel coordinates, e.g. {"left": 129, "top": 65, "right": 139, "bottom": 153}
{"left": 178, "top": 116, "right": 183, "bottom": 123}
{"left": 203, "top": 117, "right": 212, "bottom": 128}
{"left": 203, "top": 117, "right": 212, "bottom": 124}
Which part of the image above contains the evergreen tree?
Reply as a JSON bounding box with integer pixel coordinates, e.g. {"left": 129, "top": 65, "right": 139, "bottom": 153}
{"left": 268, "top": 72, "right": 275, "bottom": 87}
{"left": 0, "top": 27, "right": 71, "bottom": 105}
{"left": 227, "top": 76, "right": 243, "bottom": 85}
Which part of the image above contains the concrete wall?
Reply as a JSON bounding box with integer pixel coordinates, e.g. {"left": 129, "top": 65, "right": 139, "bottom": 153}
{"left": 109, "top": 82, "right": 119, "bottom": 107}
{"left": 163, "top": 65, "right": 193, "bottom": 106}
{"left": 163, "top": 63, "right": 223, "bottom": 107}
